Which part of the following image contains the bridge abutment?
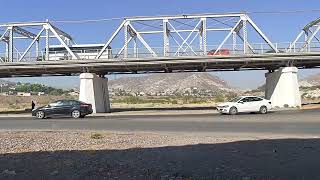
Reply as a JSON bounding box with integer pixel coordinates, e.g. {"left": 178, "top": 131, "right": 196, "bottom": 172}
{"left": 79, "top": 73, "right": 111, "bottom": 113}
{"left": 265, "top": 67, "right": 301, "bottom": 108}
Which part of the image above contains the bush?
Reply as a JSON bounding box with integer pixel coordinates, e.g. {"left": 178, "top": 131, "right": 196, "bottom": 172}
{"left": 213, "top": 96, "right": 224, "bottom": 102}
{"left": 91, "top": 133, "right": 103, "bottom": 139}
{"left": 171, "top": 100, "right": 178, "bottom": 104}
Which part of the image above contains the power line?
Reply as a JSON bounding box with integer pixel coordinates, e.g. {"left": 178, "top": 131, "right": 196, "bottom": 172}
{"left": 248, "top": 9, "right": 320, "bottom": 15}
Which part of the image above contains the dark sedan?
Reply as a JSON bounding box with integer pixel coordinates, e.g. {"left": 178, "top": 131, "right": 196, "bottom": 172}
{"left": 32, "top": 100, "right": 93, "bottom": 119}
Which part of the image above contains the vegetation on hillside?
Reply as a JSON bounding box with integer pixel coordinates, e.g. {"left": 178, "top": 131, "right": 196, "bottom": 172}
{"left": 1, "top": 82, "right": 72, "bottom": 96}
{"left": 111, "top": 93, "right": 238, "bottom": 105}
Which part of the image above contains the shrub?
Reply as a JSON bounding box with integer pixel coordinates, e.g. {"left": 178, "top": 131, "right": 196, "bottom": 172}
{"left": 171, "top": 100, "right": 178, "bottom": 104}
{"left": 91, "top": 133, "right": 104, "bottom": 139}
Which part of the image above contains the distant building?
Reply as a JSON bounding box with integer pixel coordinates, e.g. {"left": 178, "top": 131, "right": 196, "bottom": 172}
{"left": 68, "top": 91, "right": 79, "bottom": 96}
{"left": 38, "top": 92, "right": 45, "bottom": 96}
{"left": 8, "top": 91, "right": 16, "bottom": 95}
{"left": 17, "top": 92, "right": 31, "bottom": 97}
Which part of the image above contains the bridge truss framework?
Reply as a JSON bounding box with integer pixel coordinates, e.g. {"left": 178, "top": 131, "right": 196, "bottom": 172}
{"left": 289, "top": 17, "right": 320, "bottom": 52}
{"left": 0, "top": 21, "right": 78, "bottom": 62}
{"left": 96, "top": 13, "right": 279, "bottom": 59}
{"left": 0, "top": 13, "right": 319, "bottom": 64}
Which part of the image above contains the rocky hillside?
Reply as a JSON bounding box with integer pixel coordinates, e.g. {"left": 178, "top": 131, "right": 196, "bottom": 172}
{"left": 109, "top": 73, "right": 240, "bottom": 97}
{"left": 299, "top": 73, "right": 320, "bottom": 87}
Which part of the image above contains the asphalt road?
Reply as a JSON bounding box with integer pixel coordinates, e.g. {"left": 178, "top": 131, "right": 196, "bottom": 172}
{"left": 0, "top": 109, "right": 319, "bottom": 135}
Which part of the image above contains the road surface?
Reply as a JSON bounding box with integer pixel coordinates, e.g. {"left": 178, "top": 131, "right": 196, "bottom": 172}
{"left": 0, "top": 109, "right": 319, "bottom": 135}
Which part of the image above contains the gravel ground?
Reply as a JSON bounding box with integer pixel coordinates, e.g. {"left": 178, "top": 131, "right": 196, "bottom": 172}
{"left": 0, "top": 131, "right": 319, "bottom": 180}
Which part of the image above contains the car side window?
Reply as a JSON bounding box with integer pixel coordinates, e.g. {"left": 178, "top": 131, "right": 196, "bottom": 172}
{"left": 248, "top": 97, "right": 255, "bottom": 102}
{"left": 50, "top": 101, "right": 63, "bottom": 107}
{"left": 62, "top": 101, "right": 76, "bottom": 106}
{"left": 253, "top": 97, "right": 263, "bottom": 101}
{"left": 240, "top": 98, "right": 250, "bottom": 103}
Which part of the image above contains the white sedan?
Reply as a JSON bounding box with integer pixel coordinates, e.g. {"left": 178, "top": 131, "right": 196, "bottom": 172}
{"left": 217, "top": 96, "right": 272, "bottom": 115}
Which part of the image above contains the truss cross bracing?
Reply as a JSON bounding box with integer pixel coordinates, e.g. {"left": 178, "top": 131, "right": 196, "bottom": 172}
{"left": 0, "top": 21, "right": 78, "bottom": 62}
{"left": 288, "top": 17, "right": 320, "bottom": 53}
{"left": 96, "top": 13, "right": 278, "bottom": 59}
{"left": 1, "top": 13, "right": 320, "bottom": 64}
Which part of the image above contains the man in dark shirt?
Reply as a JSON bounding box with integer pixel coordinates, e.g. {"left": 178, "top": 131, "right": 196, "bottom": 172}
{"left": 31, "top": 101, "right": 35, "bottom": 110}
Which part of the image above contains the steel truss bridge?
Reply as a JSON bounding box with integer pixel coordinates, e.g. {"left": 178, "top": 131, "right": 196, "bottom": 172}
{"left": 0, "top": 13, "right": 320, "bottom": 77}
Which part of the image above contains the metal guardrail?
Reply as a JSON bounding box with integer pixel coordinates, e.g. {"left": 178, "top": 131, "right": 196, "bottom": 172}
{"left": 0, "top": 41, "right": 319, "bottom": 63}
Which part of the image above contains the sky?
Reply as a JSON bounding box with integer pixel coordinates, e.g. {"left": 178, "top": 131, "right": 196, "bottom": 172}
{"left": 1, "top": 0, "right": 320, "bottom": 89}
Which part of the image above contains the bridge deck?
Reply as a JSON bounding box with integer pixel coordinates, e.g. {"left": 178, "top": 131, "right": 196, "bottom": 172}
{"left": 1, "top": 53, "right": 320, "bottom": 77}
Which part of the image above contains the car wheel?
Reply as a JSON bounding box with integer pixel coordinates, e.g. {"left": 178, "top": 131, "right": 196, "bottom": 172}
{"left": 259, "top": 106, "right": 268, "bottom": 114}
{"left": 229, "top": 107, "right": 238, "bottom": 115}
{"left": 72, "top": 110, "right": 81, "bottom": 119}
{"left": 36, "top": 111, "right": 45, "bottom": 119}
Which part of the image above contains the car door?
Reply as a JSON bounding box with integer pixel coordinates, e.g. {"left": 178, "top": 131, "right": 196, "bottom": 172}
{"left": 245, "top": 97, "right": 260, "bottom": 112}
{"left": 237, "top": 97, "right": 251, "bottom": 112}
{"left": 251, "top": 97, "right": 264, "bottom": 111}
{"left": 47, "top": 101, "right": 64, "bottom": 115}
{"left": 59, "top": 100, "right": 74, "bottom": 116}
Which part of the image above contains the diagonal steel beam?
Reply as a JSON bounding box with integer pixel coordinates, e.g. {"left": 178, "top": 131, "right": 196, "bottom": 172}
{"left": 308, "top": 29, "right": 320, "bottom": 43}
{"left": 303, "top": 17, "right": 320, "bottom": 32}
{"left": 50, "top": 24, "right": 73, "bottom": 40}
{"left": 96, "top": 20, "right": 127, "bottom": 59}
{"left": 288, "top": 31, "right": 304, "bottom": 52}
{"left": 214, "top": 19, "right": 242, "bottom": 55}
{"left": 167, "top": 21, "right": 197, "bottom": 55}
{"left": 245, "top": 15, "right": 278, "bottom": 52}
{"left": 236, "top": 32, "right": 255, "bottom": 53}
{"left": 127, "top": 23, "right": 157, "bottom": 57}
{"left": 115, "top": 36, "right": 133, "bottom": 58}
{"left": 174, "top": 19, "right": 202, "bottom": 55}
{"left": 18, "top": 27, "right": 45, "bottom": 61}
{"left": 47, "top": 24, "right": 79, "bottom": 60}
{"left": 300, "top": 25, "right": 320, "bottom": 51}
{"left": 182, "top": 31, "right": 200, "bottom": 53}
{"left": 0, "top": 29, "right": 9, "bottom": 43}
{"left": 13, "top": 27, "right": 37, "bottom": 39}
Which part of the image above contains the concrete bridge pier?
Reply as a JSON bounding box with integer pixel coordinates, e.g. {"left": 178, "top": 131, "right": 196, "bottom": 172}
{"left": 265, "top": 67, "right": 301, "bottom": 108}
{"left": 79, "top": 73, "right": 111, "bottom": 113}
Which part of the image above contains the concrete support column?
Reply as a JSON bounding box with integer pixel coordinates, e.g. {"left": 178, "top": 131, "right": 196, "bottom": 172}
{"left": 265, "top": 67, "right": 301, "bottom": 108}
{"left": 79, "top": 73, "right": 111, "bottom": 113}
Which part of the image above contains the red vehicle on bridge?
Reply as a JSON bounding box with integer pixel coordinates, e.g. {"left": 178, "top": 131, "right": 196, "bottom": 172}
{"left": 207, "top": 49, "right": 230, "bottom": 56}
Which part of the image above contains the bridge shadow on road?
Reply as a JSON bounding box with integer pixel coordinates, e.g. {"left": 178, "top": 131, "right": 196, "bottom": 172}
{"left": 0, "top": 138, "right": 319, "bottom": 179}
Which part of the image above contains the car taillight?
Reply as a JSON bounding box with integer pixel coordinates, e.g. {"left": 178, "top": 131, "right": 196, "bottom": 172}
{"left": 81, "top": 104, "right": 91, "bottom": 108}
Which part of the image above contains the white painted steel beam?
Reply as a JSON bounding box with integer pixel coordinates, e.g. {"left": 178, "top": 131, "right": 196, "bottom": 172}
{"left": 125, "top": 13, "right": 245, "bottom": 21}
{"left": 137, "top": 28, "right": 232, "bottom": 34}
{"left": 127, "top": 23, "right": 158, "bottom": 57}
{"left": 214, "top": 19, "right": 242, "bottom": 55}
{"left": 47, "top": 24, "right": 79, "bottom": 60}
{"left": 18, "top": 27, "right": 45, "bottom": 61}
{"left": 245, "top": 15, "right": 278, "bottom": 52}
{"left": 96, "top": 20, "right": 127, "bottom": 59}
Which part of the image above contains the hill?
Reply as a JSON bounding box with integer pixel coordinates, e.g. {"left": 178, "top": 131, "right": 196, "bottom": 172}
{"left": 109, "top": 73, "right": 240, "bottom": 97}
{"left": 299, "top": 73, "right": 320, "bottom": 87}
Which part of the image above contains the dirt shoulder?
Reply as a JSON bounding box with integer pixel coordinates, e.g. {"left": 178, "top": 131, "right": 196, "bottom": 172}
{"left": 0, "top": 131, "right": 319, "bottom": 179}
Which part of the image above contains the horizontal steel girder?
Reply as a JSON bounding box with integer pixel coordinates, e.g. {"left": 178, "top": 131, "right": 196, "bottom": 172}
{"left": 1, "top": 53, "right": 320, "bottom": 77}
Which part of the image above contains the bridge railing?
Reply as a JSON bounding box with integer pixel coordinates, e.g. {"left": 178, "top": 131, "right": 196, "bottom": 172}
{"left": 0, "top": 41, "right": 319, "bottom": 62}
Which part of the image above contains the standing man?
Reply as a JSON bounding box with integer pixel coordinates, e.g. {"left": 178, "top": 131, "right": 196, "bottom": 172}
{"left": 31, "top": 100, "right": 35, "bottom": 110}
